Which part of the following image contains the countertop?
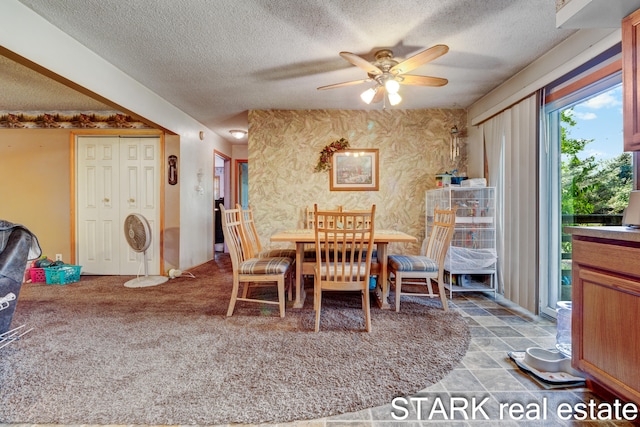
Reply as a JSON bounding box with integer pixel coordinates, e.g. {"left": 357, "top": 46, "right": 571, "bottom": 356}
{"left": 564, "top": 225, "right": 640, "bottom": 243}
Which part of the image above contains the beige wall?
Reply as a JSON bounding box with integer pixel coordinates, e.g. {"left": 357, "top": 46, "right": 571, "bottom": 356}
{"left": 249, "top": 109, "right": 468, "bottom": 255}
{"left": 0, "top": 129, "right": 180, "bottom": 272}
{"left": 1, "top": 129, "right": 72, "bottom": 260}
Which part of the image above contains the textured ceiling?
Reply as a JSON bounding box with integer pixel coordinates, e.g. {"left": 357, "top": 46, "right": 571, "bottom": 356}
{"left": 4, "top": 0, "right": 578, "bottom": 142}
{"left": 0, "top": 54, "right": 113, "bottom": 111}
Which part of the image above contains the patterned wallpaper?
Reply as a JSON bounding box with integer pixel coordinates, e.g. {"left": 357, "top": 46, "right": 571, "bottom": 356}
{"left": 248, "top": 108, "right": 467, "bottom": 255}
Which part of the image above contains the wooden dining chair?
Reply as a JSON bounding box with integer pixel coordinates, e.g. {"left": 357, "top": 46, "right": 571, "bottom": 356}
{"left": 305, "top": 205, "right": 342, "bottom": 229}
{"left": 313, "top": 204, "right": 376, "bottom": 332}
{"left": 237, "top": 204, "right": 296, "bottom": 260}
{"left": 340, "top": 208, "right": 375, "bottom": 236}
{"left": 387, "top": 207, "right": 457, "bottom": 312}
{"left": 335, "top": 207, "right": 378, "bottom": 265}
{"left": 303, "top": 205, "right": 343, "bottom": 261}
{"left": 220, "top": 206, "right": 294, "bottom": 318}
{"left": 237, "top": 204, "right": 296, "bottom": 301}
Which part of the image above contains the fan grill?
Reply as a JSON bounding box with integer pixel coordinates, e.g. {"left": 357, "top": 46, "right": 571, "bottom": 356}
{"left": 124, "top": 214, "right": 151, "bottom": 252}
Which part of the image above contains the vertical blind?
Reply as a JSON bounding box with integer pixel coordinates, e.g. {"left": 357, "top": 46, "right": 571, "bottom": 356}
{"left": 482, "top": 94, "right": 539, "bottom": 313}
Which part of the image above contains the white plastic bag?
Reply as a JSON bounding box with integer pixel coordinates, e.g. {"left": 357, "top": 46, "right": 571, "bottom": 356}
{"left": 445, "top": 246, "right": 497, "bottom": 271}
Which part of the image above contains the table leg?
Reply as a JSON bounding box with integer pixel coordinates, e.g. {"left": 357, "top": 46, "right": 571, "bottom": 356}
{"left": 293, "top": 242, "right": 305, "bottom": 309}
{"left": 375, "top": 242, "right": 391, "bottom": 309}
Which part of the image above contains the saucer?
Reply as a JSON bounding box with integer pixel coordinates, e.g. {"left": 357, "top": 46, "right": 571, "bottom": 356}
{"left": 508, "top": 349, "right": 585, "bottom": 384}
{"left": 524, "top": 347, "right": 573, "bottom": 372}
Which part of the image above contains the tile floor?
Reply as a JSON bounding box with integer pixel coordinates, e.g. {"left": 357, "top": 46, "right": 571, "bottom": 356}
{"left": 267, "top": 292, "right": 637, "bottom": 427}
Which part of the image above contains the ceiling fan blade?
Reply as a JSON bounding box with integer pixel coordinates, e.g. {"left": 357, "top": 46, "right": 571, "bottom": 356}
{"left": 339, "top": 52, "right": 382, "bottom": 76}
{"left": 390, "top": 44, "right": 449, "bottom": 75}
{"left": 400, "top": 74, "right": 448, "bottom": 87}
{"left": 317, "top": 78, "right": 371, "bottom": 90}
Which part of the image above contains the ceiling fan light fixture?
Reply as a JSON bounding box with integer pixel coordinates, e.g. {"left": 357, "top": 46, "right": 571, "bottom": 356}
{"left": 229, "top": 129, "right": 247, "bottom": 139}
{"left": 388, "top": 92, "right": 402, "bottom": 106}
{"left": 320, "top": 45, "right": 448, "bottom": 107}
{"left": 360, "top": 87, "right": 377, "bottom": 104}
{"left": 384, "top": 78, "right": 400, "bottom": 94}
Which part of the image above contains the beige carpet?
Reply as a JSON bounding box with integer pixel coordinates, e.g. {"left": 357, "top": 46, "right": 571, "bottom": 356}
{"left": 0, "top": 254, "right": 470, "bottom": 425}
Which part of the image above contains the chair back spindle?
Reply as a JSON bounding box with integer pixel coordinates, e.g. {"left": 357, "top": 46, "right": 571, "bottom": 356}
{"left": 236, "top": 204, "right": 262, "bottom": 259}
{"left": 221, "top": 207, "right": 247, "bottom": 265}
{"left": 305, "top": 205, "right": 343, "bottom": 229}
{"left": 425, "top": 208, "right": 457, "bottom": 269}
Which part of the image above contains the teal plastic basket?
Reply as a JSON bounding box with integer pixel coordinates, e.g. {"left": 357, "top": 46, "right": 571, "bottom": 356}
{"left": 44, "top": 265, "right": 82, "bottom": 285}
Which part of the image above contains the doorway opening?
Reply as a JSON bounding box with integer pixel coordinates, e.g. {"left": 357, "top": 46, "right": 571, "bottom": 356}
{"left": 214, "top": 151, "right": 230, "bottom": 253}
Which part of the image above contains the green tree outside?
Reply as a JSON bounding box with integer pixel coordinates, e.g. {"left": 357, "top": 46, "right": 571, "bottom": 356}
{"left": 561, "top": 109, "right": 632, "bottom": 216}
{"left": 560, "top": 108, "right": 632, "bottom": 297}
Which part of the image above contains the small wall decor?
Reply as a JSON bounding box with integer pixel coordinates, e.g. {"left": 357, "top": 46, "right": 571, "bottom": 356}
{"left": 195, "top": 169, "right": 204, "bottom": 195}
{"left": 314, "top": 138, "right": 350, "bottom": 172}
{"left": 330, "top": 149, "right": 379, "bottom": 191}
{"left": 168, "top": 155, "right": 178, "bottom": 185}
{"left": 450, "top": 125, "right": 460, "bottom": 160}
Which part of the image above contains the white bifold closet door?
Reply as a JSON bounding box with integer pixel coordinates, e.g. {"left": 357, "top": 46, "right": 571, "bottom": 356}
{"left": 76, "top": 136, "right": 161, "bottom": 275}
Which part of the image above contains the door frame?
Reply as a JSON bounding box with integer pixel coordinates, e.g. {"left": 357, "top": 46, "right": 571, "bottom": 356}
{"left": 70, "top": 129, "right": 165, "bottom": 273}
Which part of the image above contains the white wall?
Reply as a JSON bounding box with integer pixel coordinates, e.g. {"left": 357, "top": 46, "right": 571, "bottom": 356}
{"left": 0, "top": 0, "right": 232, "bottom": 269}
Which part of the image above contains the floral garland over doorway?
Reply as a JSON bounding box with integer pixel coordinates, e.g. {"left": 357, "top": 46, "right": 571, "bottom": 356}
{"left": 0, "top": 111, "right": 153, "bottom": 129}
{"left": 314, "top": 138, "right": 350, "bottom": 172}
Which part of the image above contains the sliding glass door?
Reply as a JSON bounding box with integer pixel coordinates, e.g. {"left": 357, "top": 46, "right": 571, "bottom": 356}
{"left": 540, "top": 75, "right": 629, "bottom": 317}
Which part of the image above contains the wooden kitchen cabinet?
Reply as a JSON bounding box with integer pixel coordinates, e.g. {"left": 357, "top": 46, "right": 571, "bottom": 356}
{"left": 623, "top": 8, "right": 640, "bottom": 151}
{"left": 566, "top": 226, "right": 640, "bottom": 406}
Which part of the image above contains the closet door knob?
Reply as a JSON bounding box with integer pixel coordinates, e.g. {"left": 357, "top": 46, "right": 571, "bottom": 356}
{"left": 128, "top": 198, "right": 135, "bottom": 203}
{"left": 103, "top": 198, "right": 110, "bottom": 203}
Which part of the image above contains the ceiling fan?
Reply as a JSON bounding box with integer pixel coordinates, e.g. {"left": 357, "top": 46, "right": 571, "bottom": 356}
{"left": 317, "top": 45, "right": 449, "bottom": 106}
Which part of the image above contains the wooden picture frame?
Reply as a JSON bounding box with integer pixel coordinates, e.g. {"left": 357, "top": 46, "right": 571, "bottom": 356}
{"left": 330, "top": 149, "right": 379, "bottom": 191}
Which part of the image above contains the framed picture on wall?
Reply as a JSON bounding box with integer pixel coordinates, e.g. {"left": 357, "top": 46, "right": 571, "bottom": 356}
{"left": 330, "top": 149, "right": 379, "bottom": 191}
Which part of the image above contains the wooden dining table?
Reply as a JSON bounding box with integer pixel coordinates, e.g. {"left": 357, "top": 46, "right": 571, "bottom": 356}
{"left": 270, "top": 229, "right": 417, "bottom": 309}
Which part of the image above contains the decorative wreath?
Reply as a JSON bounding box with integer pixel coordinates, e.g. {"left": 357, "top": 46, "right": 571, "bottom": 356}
{"left": 314, "top": 138, "right": 350, "bottom": 172}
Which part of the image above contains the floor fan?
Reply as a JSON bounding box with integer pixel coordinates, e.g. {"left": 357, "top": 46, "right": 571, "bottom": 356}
{"left": 123, "top": 213, "right": 168, "bottom": 288}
